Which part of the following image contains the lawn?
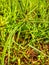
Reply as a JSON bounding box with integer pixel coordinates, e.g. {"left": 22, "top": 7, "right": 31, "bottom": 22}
{"left": 0, "top": 0, "right": 49, "bottom": 65}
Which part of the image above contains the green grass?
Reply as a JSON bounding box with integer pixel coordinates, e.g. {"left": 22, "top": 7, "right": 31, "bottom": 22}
{"left": 0, "top": 0, "right": 49, "bottom": 65}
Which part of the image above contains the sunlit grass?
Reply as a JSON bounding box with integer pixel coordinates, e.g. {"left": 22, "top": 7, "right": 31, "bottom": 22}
{"left": 0, "top": 0, "right": 49, "bottom": 65}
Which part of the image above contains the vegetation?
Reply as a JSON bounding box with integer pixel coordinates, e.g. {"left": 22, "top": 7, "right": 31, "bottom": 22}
{"left": 0, "top": 0, "right": 49, "bottom": 65}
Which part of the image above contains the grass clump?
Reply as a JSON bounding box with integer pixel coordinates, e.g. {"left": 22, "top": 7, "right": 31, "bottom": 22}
{"left": 0, "top": 0, "right": 49, "bottom": 65}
